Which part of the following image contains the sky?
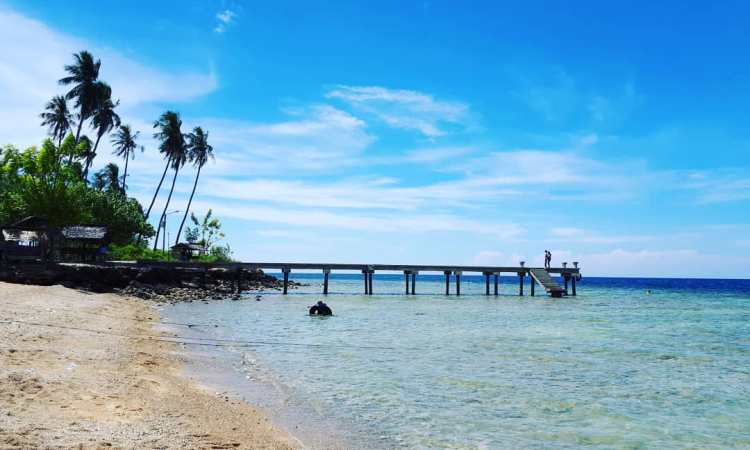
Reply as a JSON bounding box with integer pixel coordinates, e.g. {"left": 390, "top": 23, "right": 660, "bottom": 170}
{"left": 1, "top": 0, "right": 748, "bottom": 278}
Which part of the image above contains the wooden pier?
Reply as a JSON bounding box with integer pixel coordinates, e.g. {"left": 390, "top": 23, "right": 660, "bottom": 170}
{"left": 131, "top": 261, "right": 581, "bottom": 298}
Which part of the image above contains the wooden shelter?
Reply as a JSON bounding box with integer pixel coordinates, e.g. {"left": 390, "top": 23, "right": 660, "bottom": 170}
{"left": 171, "top": 243, "right": 206, "bottom": 262}
{"left": 0, "top": 216, "right": 50, "bottom": 263}
{"left": 58, "top": 225, "right": 109, "bottom": 262}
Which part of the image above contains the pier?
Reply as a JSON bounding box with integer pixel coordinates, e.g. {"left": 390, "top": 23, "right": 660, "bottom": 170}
{"left": 133, "top": 261, "right": 581, "bottom": 298}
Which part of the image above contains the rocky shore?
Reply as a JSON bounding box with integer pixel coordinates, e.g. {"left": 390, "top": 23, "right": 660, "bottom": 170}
{"left": 0, "top": 262, "right": 297, "bottom": 303}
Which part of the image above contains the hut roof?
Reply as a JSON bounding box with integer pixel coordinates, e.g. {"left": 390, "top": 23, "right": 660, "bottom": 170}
{"left": 8, "top": 216, "right": 49, "bottom": 229}
{"left": 2, "top": 229, "right": 41, "bottom": 242}
{"left": 61, "top": 226, "right": 108, "bottom": 240}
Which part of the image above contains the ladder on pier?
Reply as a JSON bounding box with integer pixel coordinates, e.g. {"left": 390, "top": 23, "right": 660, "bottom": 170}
{"left": 529, "top": 268, "right": 565, "bottom": 298}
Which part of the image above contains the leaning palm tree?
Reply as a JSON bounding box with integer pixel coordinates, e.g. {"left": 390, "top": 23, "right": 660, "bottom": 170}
{"left": 58, "top": 51, "right": 101, "bottom": 143}
{"left": 152, "top": 111, "right": 188, "bottom": 250}
{"left": 39, "top": 96, "right": 73, "bottom": 147}
{"left": 175, "top": 127, "right": 214, "bottom": 246}
{"left": 111, "top": 125, "right": 141, "bottom": 192}
{"left": 84, "top": 83, "right": 120, "bottom": 179}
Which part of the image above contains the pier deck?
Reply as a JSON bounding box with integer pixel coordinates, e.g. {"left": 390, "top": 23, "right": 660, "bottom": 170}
{"left": 114, "top": 261, "right": 581, "bottom": 298}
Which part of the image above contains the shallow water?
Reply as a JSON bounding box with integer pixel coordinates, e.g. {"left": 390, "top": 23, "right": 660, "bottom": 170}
{"left": 165, "top": 274, "right": 750, "bottom": 449}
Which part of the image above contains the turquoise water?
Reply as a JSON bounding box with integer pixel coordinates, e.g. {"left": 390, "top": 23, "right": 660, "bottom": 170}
{"left": 166, "top": 274, "right": 750, "bottom": 449}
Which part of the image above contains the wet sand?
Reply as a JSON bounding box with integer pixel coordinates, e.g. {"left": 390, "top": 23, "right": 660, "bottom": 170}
{"left": 0, "top": 282, "right": 300, "bottom": 449}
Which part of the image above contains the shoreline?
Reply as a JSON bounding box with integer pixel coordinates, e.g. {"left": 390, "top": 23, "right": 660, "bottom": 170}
{"left": 0, "top": 282, "right": 300, "bottom": 449}
{"left": 161, "top": 300, "right": 358, "bottom": 450}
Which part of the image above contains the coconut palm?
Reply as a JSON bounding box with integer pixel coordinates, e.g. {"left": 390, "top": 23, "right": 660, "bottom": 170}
{"left": 92, "top": 163, "right": 122, "bottom": 193}
{"left": 39, "top": 96, "right": 73, "bottom": 147}
{"left": 58, "top": 51, "right": 101, "bottom": 143}
{"left": 151, "top": 111, "right": 188, "bottom": 250}
{"left": 83, "top": 83, "right": 120, "bottom": 179}
{"left": 175, "top": 127, "right": 214, "bottom": 246}
{"left": 111, "top": 125, "right": 141, "bottom": 192}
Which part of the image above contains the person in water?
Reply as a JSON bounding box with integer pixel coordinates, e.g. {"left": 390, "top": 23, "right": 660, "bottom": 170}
{"left": 309, "top": 300, "right": 333, "bottom": 316}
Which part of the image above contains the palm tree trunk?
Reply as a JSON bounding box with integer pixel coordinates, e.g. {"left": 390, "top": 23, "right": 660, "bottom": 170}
{"left": 121, "top": 151, "right": 129, "bottom": 192}
{"left": 83, "top": 133, "right": 102, "bottom": 180}
{"left": 153, "top": 165, "right": 180, "bottom": 251}
{"left": 74, "top": 112, "right": 85, "bottom": 143}
{"left": 175, "top": 164, "right": 201, "bottom": 246}
{"left": 145, "top": 157, "right": 171, "bottom": 219}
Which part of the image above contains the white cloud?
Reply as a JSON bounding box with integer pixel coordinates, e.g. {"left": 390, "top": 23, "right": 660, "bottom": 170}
{"left": 326, "top": 85, "right": 471, "bottom": 137}
{"left": 680, "top": 170, "right": 750, "bottom": 204}
{"left": 549, "top": 227, "right": 655, "bottom": 244}
{"left": 214, "top": 9, "right": 237, "bottom": 33}
{"left": 190, "top": 199, "right": 525, "bottom": 239}
{"left": 0, "top": 8, "right": 216, "bottom": 148}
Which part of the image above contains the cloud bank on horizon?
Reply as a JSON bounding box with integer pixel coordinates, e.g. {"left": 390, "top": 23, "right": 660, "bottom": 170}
{"left": 0, "top": 1, "right": 748, "bottom": 278}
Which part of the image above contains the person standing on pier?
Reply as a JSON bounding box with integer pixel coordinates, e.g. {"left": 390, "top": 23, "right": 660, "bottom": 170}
{"left": 544, "top": 250, "right": 551, "bottom": 269}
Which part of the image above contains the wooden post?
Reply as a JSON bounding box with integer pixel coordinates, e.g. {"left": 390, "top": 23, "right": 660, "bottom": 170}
{"left": 282, "top": 267, "right": 290, "bottom": 295}
{"left": 363, "top": 269, "right": 369, "bottom": 294}
{"left": 411, "top": 271, "right": 417, "bottom": 295}
{"left": 494, "top": 274, "right": 499, "bottom": 296}
{"left": 323, "top": 269, "right": 330, "bottom": 295}
{"left": 484, "top": 272, "right": 490, "bottom": 295}
{"left": 564, "top": 275, "right": 569, "bottom": 296}
{"left": 404, "top": 271, "right": 410, "bottom": 294}
{"left": 368, "top": 270, "right": 373, "bottom": 295}
{"left": 455, "top": 271, "right": 462, "bottom": 296}
{"left": 572, "top": 275, "right": 577, "bottom": 296}
{"left": 518, "top": 273, "right": 524, "bottom": 296}
{"left": 444, "top": 271, "right": 451, "bottom": 295}
{"left": 530, "top": 274, "right": 535, "bottom": 296}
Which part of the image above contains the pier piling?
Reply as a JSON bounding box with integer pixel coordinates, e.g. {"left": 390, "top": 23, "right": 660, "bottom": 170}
{"left": 444, "top": 271, "right": 451, "bottom": 295}
{"left": 484, "top": 272, "right": 490, "bottom": 295}
{"left": 282, "top": 267, "right": 290, "bottom": 295}
{"left": 455, "top": 271, "right": 462, "bottom": 296}
{"left": 323, "top": 268, "right": 330, "bottom": 295}
{"left": 411, "top": 271, "right": 417, "bottom": 295}
{"left": 494, "top": 274, "right": 499, "bottom": 296}
{"left": 368, "top": 270, "right": 373, "bottom": 295}
{"left": 530, "top": 274, "right": 535, "bottom": 296}
{"left": 563, "top": 275, "right": 569, "bottom": 296}
{"left": 404, "top": 270, "right": 410, "bottom": 294}
{"left": 363, "top": 269, "right": 369, "bottom": 294}
{"left": 572, "top": 276, "right": 577, "bottom": 296}
{"left": 518, "top": 273, "right": 524, "bottom": 296}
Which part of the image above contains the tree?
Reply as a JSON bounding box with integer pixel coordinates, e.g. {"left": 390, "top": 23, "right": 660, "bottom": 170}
{"left": 111, "top": 125, "right": 141, "bottom": 192}
{"left": 58, "top": 51, "right": 101, "bottom": 143}
{"left": 39, "top": 96, "right": 73, "bottom": 147}
{"left": 185, "top": 209, "right": 225, "bottom": 253}
{"left": 0, "top": 138, "right": 153, "bottom": 244}
{"left": 175, "top": 127, "right": 214, "bottom": 245}
{"left": 84, "top": 83, "right": 120, "bottom": 180}
{"left": 151, "top": 111, "right": 188, "bottom": 250}
{"left": 92, "top": 163, "right": 122, "bottom": 194}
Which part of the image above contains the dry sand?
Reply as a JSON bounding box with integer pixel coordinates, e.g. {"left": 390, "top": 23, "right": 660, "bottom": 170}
{"left": 0, "top": 282, "right": 300, "bottom": 449}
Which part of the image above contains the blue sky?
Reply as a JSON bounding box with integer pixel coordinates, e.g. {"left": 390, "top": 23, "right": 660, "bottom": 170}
{"left": 1, "top": 1, "right": 749, "bottom": 277}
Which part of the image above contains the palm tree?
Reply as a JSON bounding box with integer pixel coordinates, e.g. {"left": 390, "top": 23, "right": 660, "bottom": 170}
{"left": 40, "top": 96, "right": 73, "bottom": 147}
{"left": 58, "top": 51, "right": 101, "bottom": 143}
{"left": 83, "top": 83, "right": 120, "bottom": 180}
{"left": 111, "top": 125, "right": 141, "bottom": 192}
{"left": 92, "top": 163, "right": 122, "bottom": 193}
{"left": 175, "top": 127, "right": 214, "bottom": 246}
{"left": 152, "top": 111, "right": 188, "bottom": 250}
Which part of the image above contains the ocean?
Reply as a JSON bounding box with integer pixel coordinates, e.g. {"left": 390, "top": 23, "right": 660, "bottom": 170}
{"left": 164, "top": 273, "right": 750, "bottom": 449}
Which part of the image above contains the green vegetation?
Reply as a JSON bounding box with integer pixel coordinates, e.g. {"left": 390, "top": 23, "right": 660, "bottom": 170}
{"left": 0, "top": 50, "right": 228, "bottom": 262}
{"left": 0, "top": 136, "right": 152, "bottom": 244}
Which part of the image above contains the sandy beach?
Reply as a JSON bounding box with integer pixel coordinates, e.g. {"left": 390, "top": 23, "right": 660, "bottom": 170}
{"left": 0, "top": 282, "right": 299, "bottom": 449}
